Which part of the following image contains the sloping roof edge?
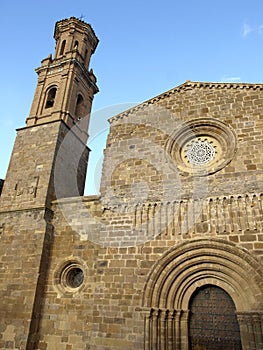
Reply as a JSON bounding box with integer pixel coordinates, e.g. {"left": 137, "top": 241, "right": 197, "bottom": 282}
{"left": 109, "top": 80, "right": 263, "bottom": 123}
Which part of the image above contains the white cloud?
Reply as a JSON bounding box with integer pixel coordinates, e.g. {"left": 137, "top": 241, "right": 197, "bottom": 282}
{"left": 220, "top": 76, "right": 241, "bottom": 83}
{"left": 242, "top": 22, "right": 253, "bottom": 37}
{"left": 242, "top": 22, "right": 263, "bottom": 37}
{"left": 258, "top": 24, "right": 263, "bottom": 34}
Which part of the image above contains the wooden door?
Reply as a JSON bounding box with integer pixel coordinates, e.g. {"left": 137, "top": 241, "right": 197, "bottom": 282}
{"left": 189, "top": 285, "right": 242, "bottom": 350}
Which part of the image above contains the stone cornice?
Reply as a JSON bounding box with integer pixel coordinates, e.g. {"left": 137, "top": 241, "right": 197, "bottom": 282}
{"left": 109, "top": 80, "right": 263, "bottom": 123}
{"left": 54, "top": 16, "right": 99, "bottom": 50}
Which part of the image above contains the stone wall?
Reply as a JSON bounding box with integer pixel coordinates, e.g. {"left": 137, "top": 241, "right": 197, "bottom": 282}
{"left": 1, "top": 81, "right": 263, "bottom": 349}
{"left": 101, "top": 82, "right": 263, "bottom": 202}
{"left": 33, "top": 190, "right": 263, "bottom": 349}
{"left": 35, "top": 82, "right": 263, "bottom": 349}
{"left": 0, "top": 208, "right": 51, "bottom": 349}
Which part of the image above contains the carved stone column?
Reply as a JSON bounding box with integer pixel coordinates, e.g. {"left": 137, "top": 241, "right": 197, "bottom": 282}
{"left": 237, "top": 312, "right": 263, "bottom": 350}
{"left": 159, "top": 309, "right": 168, "bottom": 349}
{"left": 167, "top": 310, "right": 175, "bottom": 350}
{"left": 143, "top": 308, "right": 152, "bottom": 350}
{"left": 180, "top": 310, "right": 190, "bottom": 350}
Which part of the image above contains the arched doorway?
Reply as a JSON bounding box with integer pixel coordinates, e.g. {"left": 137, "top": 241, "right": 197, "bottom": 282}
{"left": 189, "top": 285, "right": 242, "bottom": 350}
{"left": 142, "top": 239, "right": 263, "bottom": 350}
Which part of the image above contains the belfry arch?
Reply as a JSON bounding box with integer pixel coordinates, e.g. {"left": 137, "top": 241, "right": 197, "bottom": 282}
{"left": 142, "top": 239, "right": 263, "bottom": 350}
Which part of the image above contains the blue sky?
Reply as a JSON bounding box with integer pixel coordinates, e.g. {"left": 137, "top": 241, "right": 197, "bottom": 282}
{"left": 1, "top": 0, "right": 263, "bottom": 194}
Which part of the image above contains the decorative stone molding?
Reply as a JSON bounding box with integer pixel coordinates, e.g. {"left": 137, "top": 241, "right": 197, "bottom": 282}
{"left": 144, "top": 307, "right": 188, "bottom": 350}
{"left": 237, "top": 312, "right": 263, "bottom": 350}
{"left": 109, "top": 80, "right": 263, "bottom": 123}
{"left": 142, "top": 239, "right": 263, "bottom": 349}
{"left": 165, "top": 118, "right": 237, "bottom": 176}
{"left": 142, "top": 239, "right": 263, "bottom": 311}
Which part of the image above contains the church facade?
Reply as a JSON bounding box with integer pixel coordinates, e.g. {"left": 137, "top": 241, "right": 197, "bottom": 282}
{"left": 0, "top": 17, "right": 263, "bottom": 350}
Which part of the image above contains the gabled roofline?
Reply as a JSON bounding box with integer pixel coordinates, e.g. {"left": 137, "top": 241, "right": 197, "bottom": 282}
{"left": 109, "top": 80, "right": 263, "bottom": 123}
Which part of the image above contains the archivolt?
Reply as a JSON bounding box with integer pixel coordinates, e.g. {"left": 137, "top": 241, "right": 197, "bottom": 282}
{"left": 142, "top": 239, "right": 263, "bottom": 312}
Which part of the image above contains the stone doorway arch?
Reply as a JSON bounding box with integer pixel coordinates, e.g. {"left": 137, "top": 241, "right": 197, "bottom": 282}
{"left": 142, "top": 239, "right": 263, "bottom": 350}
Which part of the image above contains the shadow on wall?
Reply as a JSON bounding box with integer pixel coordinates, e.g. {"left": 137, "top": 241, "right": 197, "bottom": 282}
{"left": 0, "top": 179, "right": 4, "bottom": 195}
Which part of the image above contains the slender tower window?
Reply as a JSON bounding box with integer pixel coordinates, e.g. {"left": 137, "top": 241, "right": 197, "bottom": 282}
{"left": 75, "top": 94, "right": 84, "bottom": 119}
{"left": 45, "top": 87, "right": 57, "bottom": 108}
{"left": 74, "top": 40, "right": 79, "bottom": 49}
{"left": 59, "top": 40, "right": 66, "bottom": 56}
{"left": 84, "top": 49, "right": 89, "bottom": 67}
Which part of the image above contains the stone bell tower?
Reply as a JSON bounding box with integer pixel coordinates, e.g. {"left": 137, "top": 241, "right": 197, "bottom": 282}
{"left": 0, "top": 17, "right": 98, "bottom": 349}
{"left": 0, "top": 17, "right": 98, "bottom": 211}
{"left": 27, "top": 17, "right": 99, "bottom": 138}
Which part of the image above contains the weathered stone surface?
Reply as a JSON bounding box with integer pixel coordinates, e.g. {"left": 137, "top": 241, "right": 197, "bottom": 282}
{"left": 0, "top": 17, "right": 263, "bottom": 350}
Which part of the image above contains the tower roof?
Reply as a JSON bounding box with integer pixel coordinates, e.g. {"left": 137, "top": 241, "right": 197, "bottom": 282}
{"left": 54, "top": 16, "right": 99, "bottom": 51}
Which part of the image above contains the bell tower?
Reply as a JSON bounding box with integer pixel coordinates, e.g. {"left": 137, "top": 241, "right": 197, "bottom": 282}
{"left": 27, "top": 17, "right": 99, "bottom": 142}
{"left": 0, "top": 17, "right": 99, "bottom": 212}
{"left": 0, "top": 19, "right": 99, "bottom": 348}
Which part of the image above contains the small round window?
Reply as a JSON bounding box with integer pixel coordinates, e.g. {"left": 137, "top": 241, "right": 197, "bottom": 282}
{"left": 62, "top": 266, "right": 84, "bottom": 288}
{"left": 55, "top": 261, "right": 85, "bottom": 294}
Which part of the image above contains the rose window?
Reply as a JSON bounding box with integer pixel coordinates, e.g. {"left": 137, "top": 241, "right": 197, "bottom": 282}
{"left": 186, "top": 139, "right": 216, "bottom": 165}
{"left": 165, "top": 118, "right": 237, "bottom": 176}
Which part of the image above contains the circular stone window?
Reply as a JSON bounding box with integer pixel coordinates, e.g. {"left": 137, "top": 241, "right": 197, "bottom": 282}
{"left": 166, "top": 118, "right": 237, "bottom": 176}
{"left": 185, "top": 137, "right": 216, "bottom": 165}
{"left": 62, "top": 265, "right": 84, "bottom": 289}
{"left": 55, "top": 261, "right": 85, "bottom": 294}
